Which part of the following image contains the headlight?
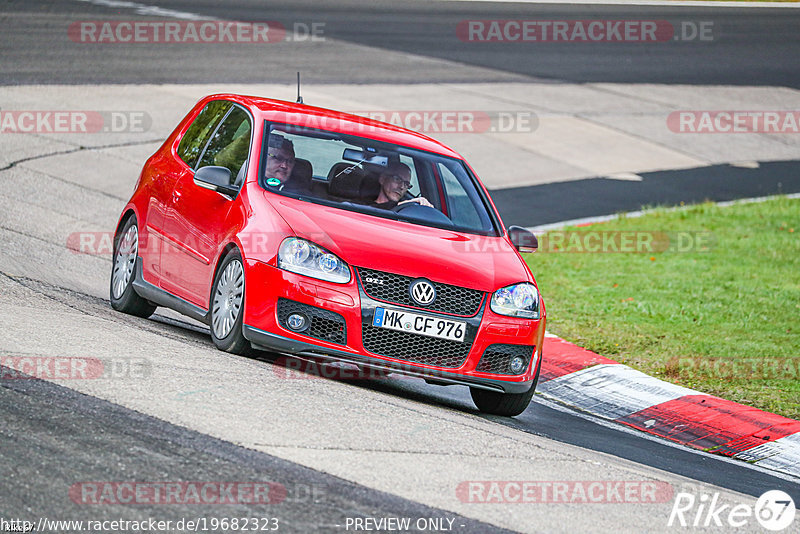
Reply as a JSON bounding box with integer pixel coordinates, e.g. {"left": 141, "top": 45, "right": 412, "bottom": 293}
{"left": 278, "top": 238, "right": 351, "bottom": 283}
{"left": 490, "top": 283, "right": 540, "bottom": 319}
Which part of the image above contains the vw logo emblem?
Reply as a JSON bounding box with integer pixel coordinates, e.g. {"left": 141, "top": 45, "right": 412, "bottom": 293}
{"left": 409, "top": 279, "right": 436, "bottom": 306}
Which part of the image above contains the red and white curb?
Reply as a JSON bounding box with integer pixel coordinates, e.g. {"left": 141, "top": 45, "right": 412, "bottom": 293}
{"left": 538, "top": 333, "right": 800, "bottom": 479}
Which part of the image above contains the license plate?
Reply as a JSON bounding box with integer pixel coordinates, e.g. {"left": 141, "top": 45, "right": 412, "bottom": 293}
{"left": 372, "top": 307, "right": 466, "bottom": 342}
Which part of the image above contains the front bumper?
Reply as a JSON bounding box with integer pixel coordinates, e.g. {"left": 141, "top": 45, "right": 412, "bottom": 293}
{"left": 242, "top": 260, "right": 544, "bottom": 394}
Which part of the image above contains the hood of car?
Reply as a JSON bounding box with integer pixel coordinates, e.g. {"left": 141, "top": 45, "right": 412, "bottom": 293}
{"left": 266, "top": 195, "right": 534, "bottom": 292}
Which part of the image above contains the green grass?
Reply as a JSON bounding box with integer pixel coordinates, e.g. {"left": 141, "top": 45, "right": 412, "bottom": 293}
{"left": 525, "top": 196, "right": 800, "bottom": 420}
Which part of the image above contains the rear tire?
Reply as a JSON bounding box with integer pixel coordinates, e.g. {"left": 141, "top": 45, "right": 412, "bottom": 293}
{"left": 110, "top": 217, "right": 156, "bottom": 318}
{"left": 210, "top": 249, "right": 252, "bottom": 355}
{"left": 470, "top": 359, "right": 540, "bottom": 417}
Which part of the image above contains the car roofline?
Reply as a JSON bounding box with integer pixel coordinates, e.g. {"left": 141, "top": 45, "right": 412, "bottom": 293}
{"left": 200, "top": 93, "right": 464, "bottom": 160}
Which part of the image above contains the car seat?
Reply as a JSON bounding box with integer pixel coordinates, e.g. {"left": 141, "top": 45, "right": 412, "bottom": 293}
{"left": 281, "top": 158, "right": 313, "bottom": 193}
{"left": 327, "top": 163, "right": 381, "bottom": 202}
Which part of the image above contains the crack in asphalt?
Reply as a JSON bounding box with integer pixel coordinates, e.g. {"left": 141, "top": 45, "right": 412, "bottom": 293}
{"left": 0, "top": 271, "right": 98, "bottom": 319}
{"left": 0, "top": 138, "right": 163, "bottom": 172}
{"left": 248, "top": 443, "right": 548, "bottom": 459}
{"left": 17, "top": 166, "right": 131, "bottom": 201}
{"left": 0, "top": 271, "right": 215, "bottom": 350}
{"left": 0, "top": 224, "right": 111, "bottom": 263}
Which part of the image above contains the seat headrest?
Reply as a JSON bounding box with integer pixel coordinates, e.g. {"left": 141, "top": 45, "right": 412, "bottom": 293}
{"left": 360, "top": 173, "right": 381, "bottom": 200}
{"left": 327, "top": 163, "right": 366, "bottom": 199}
{"left": 281, "top": 158, "right": 313, "bottom": 192}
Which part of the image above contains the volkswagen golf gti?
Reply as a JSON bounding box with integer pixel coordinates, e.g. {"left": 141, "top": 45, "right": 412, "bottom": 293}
{"left": 110, "top": 93, "right": 545, "bottom": 416}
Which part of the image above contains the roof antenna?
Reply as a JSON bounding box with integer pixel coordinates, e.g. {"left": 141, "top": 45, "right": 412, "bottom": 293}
{"left": 296, "top": 72, "right": 303, "bottom": 104}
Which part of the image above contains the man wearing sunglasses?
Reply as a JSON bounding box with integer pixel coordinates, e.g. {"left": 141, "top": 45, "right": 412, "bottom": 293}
{"left": 371, "top": 162, "right": 433, "bottom": 210}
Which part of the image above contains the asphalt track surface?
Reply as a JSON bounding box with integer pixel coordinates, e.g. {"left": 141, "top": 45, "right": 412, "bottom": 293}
{"left": 2, "top": 0, "right": 800, "bottom": 86}
{"left": 2, "top": 278, "right": 798, "bottom": 522}
{"left": 4, "top": 0, "right": 800, "bottom": 227}
{"left": 0, "top": 361, "right": 505, "bottom": 533}
{"left": 495, "top": 160, "right": 800, "bottom": 227}
{"left": 2, "top": 0, "right": 800, "bottom": 532}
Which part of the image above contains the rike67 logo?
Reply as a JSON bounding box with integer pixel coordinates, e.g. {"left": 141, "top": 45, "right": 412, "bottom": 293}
{"left": 669, "top": 490, "right": 796, "bottom": 531}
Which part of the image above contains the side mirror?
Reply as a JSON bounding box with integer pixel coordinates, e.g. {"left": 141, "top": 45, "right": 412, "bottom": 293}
{"left": 508, "top": 225, "right": 538, "bottom": 253}
{"left": 194, "top": 166, "right": 237, "bottom": 197}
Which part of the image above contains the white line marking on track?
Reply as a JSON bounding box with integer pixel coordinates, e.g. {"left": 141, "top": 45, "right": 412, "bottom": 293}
{"left": 538, "top": 363, "right": 704, "bottom": 420}
{"left": 605, "top": 172, "right": 644, "bottom": 182}
{"left": 74, "top": 0, "right": 210, "bottom": 20}
{"left": 734, "top": 433, "right": 800, "bottom": 478}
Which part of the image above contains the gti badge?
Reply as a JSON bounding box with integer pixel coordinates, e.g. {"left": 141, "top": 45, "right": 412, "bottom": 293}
{"left": 409, "top": 278, "right": 436, "bottom": 306}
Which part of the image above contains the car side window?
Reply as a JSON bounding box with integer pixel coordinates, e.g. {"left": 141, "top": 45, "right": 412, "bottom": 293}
{"left": 398, "top": 155, "right": 420, "bottom": 197}
{"left": 197, "top": 106, "right": 252, "bottom": 184}
{"left": 176, "top": 100, "right": 232, "bottom": 169}
{"left": 437, "top": 162, "right": 483, "bottom": 229}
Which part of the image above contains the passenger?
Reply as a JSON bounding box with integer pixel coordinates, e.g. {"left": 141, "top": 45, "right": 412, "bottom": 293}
{"left": 264, "top": 134, "right": 296, "bottom": 188}
{"left": 370, "top": 162, "right": 433, "bottom": 210}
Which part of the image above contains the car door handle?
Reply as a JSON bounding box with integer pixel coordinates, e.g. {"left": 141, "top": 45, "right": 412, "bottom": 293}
{"left": 172, "top": 190, "right": 182, "bottom": 202}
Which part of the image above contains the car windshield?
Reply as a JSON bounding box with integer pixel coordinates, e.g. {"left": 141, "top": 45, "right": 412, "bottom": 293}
{"left": 259, "top": 121, "right": 500, "bottom": 236}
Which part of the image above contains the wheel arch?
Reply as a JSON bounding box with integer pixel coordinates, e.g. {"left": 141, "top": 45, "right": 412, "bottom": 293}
{"left": 114, "top": 208, "right": 138, "bottom": 239}
{"left": 209, "top": 241, "right": 243, "bottom": 304}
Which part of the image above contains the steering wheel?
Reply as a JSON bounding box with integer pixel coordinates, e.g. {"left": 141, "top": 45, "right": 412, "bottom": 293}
{"left": 390, "top": 201, "right": 454, "bottom": 226}
{"left": 391, "top": 201, "right": 417, "bottom": 213}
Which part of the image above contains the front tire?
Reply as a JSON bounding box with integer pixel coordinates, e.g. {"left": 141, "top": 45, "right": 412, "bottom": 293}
{"left": 110, "top": 217, "right": 156, "bottom": 318}
{"left": 470, "top": 360, "right": 540, "bottom": 417}
{"left": 210, "top": 249, "right": 251, "bottom": 355}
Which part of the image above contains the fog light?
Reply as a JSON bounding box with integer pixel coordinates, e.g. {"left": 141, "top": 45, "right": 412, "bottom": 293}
{"left": 287, "top": 313, "right": 308, "bottom": 332}
{"left": 510, "top": 356, "right": 525, "bottom": 374}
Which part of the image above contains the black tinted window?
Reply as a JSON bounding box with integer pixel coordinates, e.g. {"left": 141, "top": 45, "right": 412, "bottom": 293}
{"left": 198, "top": 106, "right": 252, "bottom": 182}
{"left": 176, "top": 100, "right": 231, "bottom": 169}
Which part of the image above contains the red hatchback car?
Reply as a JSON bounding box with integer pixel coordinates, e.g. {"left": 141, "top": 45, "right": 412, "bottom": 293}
{"left": 111, "top": 93, "right": 545, "bottom": 416}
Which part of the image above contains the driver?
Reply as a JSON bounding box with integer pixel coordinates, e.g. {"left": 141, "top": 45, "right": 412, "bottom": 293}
{"left": 369, "top": 162, "right": 433, "bottom": 210}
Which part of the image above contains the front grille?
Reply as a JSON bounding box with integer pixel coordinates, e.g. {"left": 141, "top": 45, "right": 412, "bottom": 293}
{"left": 362, "top": 326, "right": 472, "bottom": 368}
{"left": 277, "top": 299, "right": 346, "bottom": 345}
{"left": 357, "top": 267, "right": 484, "bottom": 316}
{"left": 476, "top": 344, "right": 535, "bottom": 375}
